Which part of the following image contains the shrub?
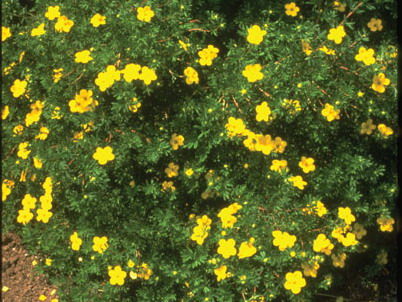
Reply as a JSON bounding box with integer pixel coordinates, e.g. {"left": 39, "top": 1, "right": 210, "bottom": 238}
{"left": 2, "top": 0, "right": 398, "bottom": 301}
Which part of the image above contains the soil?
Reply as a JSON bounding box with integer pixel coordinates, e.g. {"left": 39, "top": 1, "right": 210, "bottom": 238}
{"left": 2, "top": 232, "right": 59, "bottom": 302}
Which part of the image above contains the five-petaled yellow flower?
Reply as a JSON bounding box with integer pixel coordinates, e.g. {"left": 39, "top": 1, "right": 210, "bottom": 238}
{"left": 371, "top": 73, "right": 390, "bottom": 93}
{"left": 367, "top": 18, "right": 383, "bottom": 32}
{"left": 247, "top": 25, "right": 267, "bottom": 45}
{"left": 285, "top": 3, "right": 300, "bottom": 17}
{"left": 75, "top": 50, "right": 93, "bottom": 63}
{"left": 242, "top": 64, "right": 264, "bottom": 83}
{"left": 93, "top": 146, "right": 115, "bottom": 165}
{"left": 137, "top": 6, "right": 155, "bottom": 22}
{"left": 327, "top": 25, "right": 346, "bottom": 44}
{"left": 2, "top": 26, "right": 12, "bottom": 42}
{"left": 90, "top": 13, "right": 106, "bottom": 27}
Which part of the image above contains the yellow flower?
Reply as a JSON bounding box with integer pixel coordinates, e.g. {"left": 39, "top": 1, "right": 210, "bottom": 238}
{"left": 377, "top": 124, "right": 393, "bottom": 137}
{"left": 217, "top": 203, "right": 242, "bottom": 228}
{"left": 128, "top": 99, "right": 142, "bottom": 113}
{"left": 90, "top": 13, "right": 106, "bottom": 27}
{"left": 92, "top": 236, "right": 109, "bottom": 254}
{"left": 272, "top": 230, "right": 297, "bottom": 251}
{"left": 198, "top": 45, "right": 219, "bottom": 66}
{"left": 246, "top": 25, "right": 267, "bottom": 45}
{"left": 367, "top": 18, "right": 383, "bottom": 32}
{"left": 17, "top": 209, "right": 33, "bottom": 224}
{"left": 137, "top": 263, "right": 153, "bottom": 280}
{"left": 352, "top": 223, "right": 367, "bottom": 240}
{"left": 214, "top": 265, "right": 229, "bottom": 281}
{"left": 170, "top": 133, "right": 185, "bottom": 150}
{"left": 327, "top": 25, "right": 346, "bottom": 44}
{"left": 36, "top": 208, "right": 53, "bottom": 223}
{"left": 121, "top": 64, "right": 141, "bottom": 82}
{"left": 13, "top": 124, "right": 24, "bottom": 136}
{"left": 302, "top": 261, "right": 320, "bottom": 278}
{"left": 45, "top": 258, "right": 53, "bottom": 266}
{"left": 284, "top": 271, "right": 306, "bottom": 294}
{"left": 185, "top": 168, "right": 194, "bottom": 176}
{"left": 55, "top": 16, "right": 74, "bottom": 33}
{"left": 95, "top": 65, "right": 121, "bottom": 91}
{"left": 2, "top": 26, "right": 12, "bottom": 42}
{"left": 313, "top": 234, "right": 334, "bottom": 255}
{"left": 242, "top": 64, "right": 264, "bottom": 83}
{"left": 288, "top": 175, "right": 307, "bottom": 190}
{"left": 355, "top": 47, "right": 376, "bottom": 65}
{"left": 331, "top": 253, "right": 347, "bottom": 268}
{"left": 301, "top": 40, "right": 313, "bottom": 56}
{"left": 178, "top": 40, "right": 190, "bottom": 51}
{"left": 93, "top": 146, "right": 115, "bottom": 165}
{"left": 298, "top": 156, "right": 315, "bottom": 173}
{"left": 2, "top": 180, "right": 15, "bottom": 202}
{"left": 45, "top": 6, "right": 61, "bottom": 20}
{"left": 21, "top": 194, "right": 37, "bottom": 210}
{"left": 338, "top": 207, "right": 356, "bottom": 225}
{"left": 69, "top": 89, "right": 98, "bottom": 113}
{"left": 371, "top": 73, "right": 390, "bottom": 93}
{"left": 217, "top": 238, "right": 237, "bottom": 259}
{"left": 165, "top": 162, "right": 179, "bottom": 178}
{"left": 39, "top": 294, "right": 47, "bottom": 301}
{"left": 270, "top": 160, "right": 288, "bottom": 173}
{"left": 376, "top": 250, "right": 388, "bottom": 265}
{"left": 52, "top": 69, "right": 64, "bottom": 83}
{"left": 318, "top": 45, "right": 336, "bottom": 55}
{"left": 255, "top": 101, "right": 271, "bottom": 122}
{"left": 190, "top": 217, "right": 211, "bottom": 245}
{"left": 285, "top": 3, "right": 300, "bottom": 17}
{"left": 161, "top": 181, "right": 176, "bottom": 192}
{"left": 184, "top": 67, "right": 199, "bottom": 85}
{"left": 17, "top": 142, "right": 31, "bottom": 159}
{"left": 33, "top": 157, "right": 43, "bottom": 169}
{"left": 70, "top": 232, "right": 83, "bottom": 251}
{"left": 333, "top": 1, "right": 346, "bottom": 12}
{"left": 137, "top": 6, "right": 155, "bottom": 22}
{"left": 376, "top": 216, "right": 395, "bottom": 232}
{"left": 225, "top": 117, "right": 247, "bottom": 137}
{"left": 2, "top": 105, "right": 10, "bottom": 120}
{"left": 139, "top": 66, "right": 157, "bottom": 85}
{"left": 321, "top": 103, "right": 340, "bottom": 121}
{"left": 31, "top": 23, "right": 46, "bottom": 37}
{"left": 237, "top": 238, "right": 257, "bottom": 259}
{"left": 108, "top": 266, "right": 127, "bottom": 285}
{"left": 74, "top": 50, "right": 93, "bottom": 63}
{"left": 360, "top": 119, "right": 376, "bottom": 135}
{"left": 340, "top": 232, "right": 358, "bottom": 247}
{"left": 127, "top": 259, "right": 135, "bottom": 268}
{"left": 10, "top": 79, "right": 28, "bottom": 98}
{"left": 35, "top": 127, "right": 50, "bottom": 140}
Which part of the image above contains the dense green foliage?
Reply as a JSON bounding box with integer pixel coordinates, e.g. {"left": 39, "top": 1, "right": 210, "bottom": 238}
{"left": 2, "top": 0, "right": 398, "bottom": 301}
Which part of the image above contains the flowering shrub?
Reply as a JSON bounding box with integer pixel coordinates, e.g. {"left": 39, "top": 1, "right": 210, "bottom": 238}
{"left": 2, "top": 0, "right": 397, "bottom": 301}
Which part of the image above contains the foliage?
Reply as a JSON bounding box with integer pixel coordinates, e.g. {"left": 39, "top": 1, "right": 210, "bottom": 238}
{"left": 2, "top": 0, "right": 398, "bottom": 301}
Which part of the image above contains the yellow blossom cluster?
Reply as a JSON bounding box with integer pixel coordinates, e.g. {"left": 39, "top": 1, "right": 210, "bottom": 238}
{"left": 25, "top": 101, "right": 44, "bottom": 127}
{"left": 331, "top": 253, "right": 347, "bottom": 268}
{"left": 321, "top": 103, "right": 340, "bottom": 122}
{"left": 35, "top": 127, "right": 50, "bottom": 140}
{"left": 95, "top": 65, "right": 121, "bottom": 91}
{"left": 288, "top": 175, "right": 307, "bottom": 190}
{"left": 217, "top": 203, "right": 242, "bottom": 228}
{"left": 214, "top": 265, "right": 230, "bottom": 281}
{"left": 270, "top": 159, "right": 288, "bottom": 173}
{"left": 137, "top": 6, "right": 155, "bottom": 22}
{"left": 69, "top": 89, "right": 98, "bottom": 113}
{"left": 2, "top": 179, "right": 15, "bottom": 202}
{"left": 170, "top": 133, "right": 185, "bottom": 150}
{"left": 165, "top": 162, "right": 179, "bottom": 177}
{"left": 190, "top": 215, "right": 212, "bottom": 245}
{"left": 376, "top": 215, "right": 395, "bottom": 232}
{"left": 301, "top": 261, "right": 320, "bottom": 278}
{"left": 318, "top": 45, "right": 336, "bottom": 55}
{"left": 272, "top": 230, "right": 297, "bottom": 251}
{"left": 128, "top": 98, "right": 142, "bottom": 113}
{"left": 70, "top": 232, "right": 83, "bottom": 251}
{"left": 17, "top": 142, "right": 31, "bottom": 159}
{"left": 46, "top": 5, "right": 74, "bottom": 33}
{"left": 37, "top": 177, "right": 54, "bottom": 223}
{"left": 377, "top": 123, "right": 393, "bottom": 137}
{"left": 282, "top": 99, "right": 301, "bottom": 113}
{"left": 302, "top": 200, "right": 328, "bottom": 217}
{"left": 53, "top": 68, "right": 64, "bottom": 83}
{"left": 360, "top": 119, "right": 376, "bottom": 135}
{"left": 313, "top": 234, "right": 334, "bottom": 255}
{"left": 161, "top": 180, "right": 176, "bottom": 192}
{"left": 121, "top": 63, "right": 158, "bottom": 85}
{"left": 198, "top": 45, "right": 219, "bottom": 66}
{"left": 183, "top": 67, "right": 199, "bottom": 84}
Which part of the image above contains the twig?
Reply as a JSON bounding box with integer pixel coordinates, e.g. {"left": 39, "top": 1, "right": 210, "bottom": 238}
{"left": 340, "top": 2, "right": 363, "bottom": 25}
